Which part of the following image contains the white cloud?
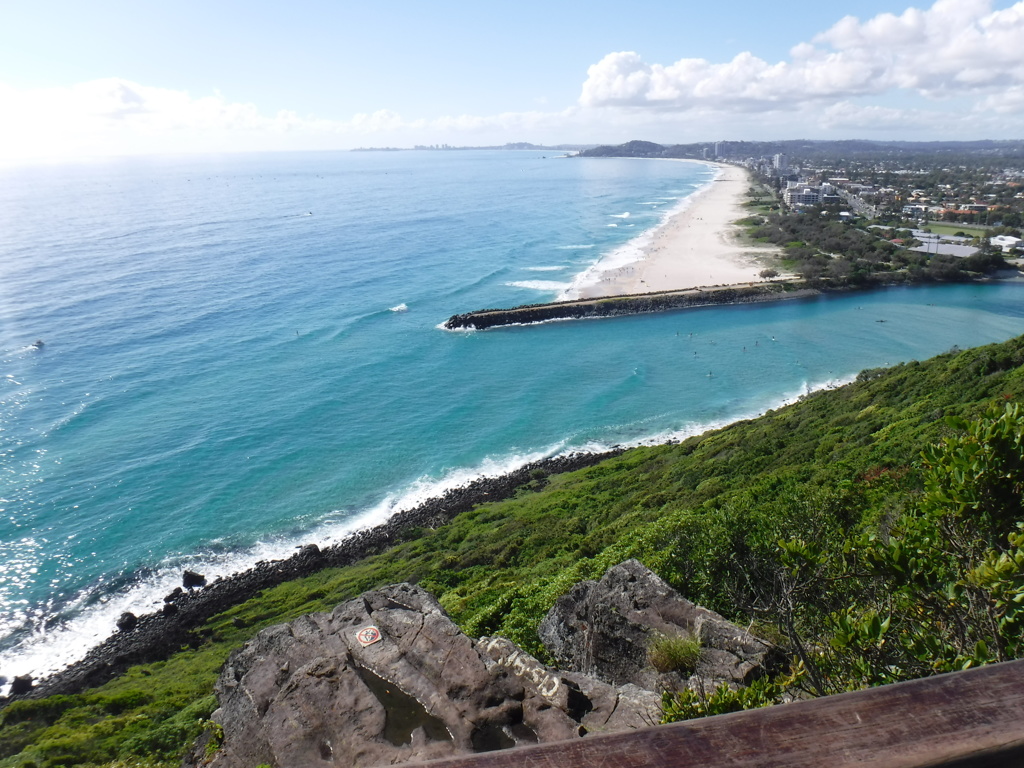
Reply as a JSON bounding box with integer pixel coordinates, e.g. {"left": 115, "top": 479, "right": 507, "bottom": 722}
{"left": 0, "top": 78, "right": 309, "bottom": 161}
{"left": 4, "top": 0, "right": 1024, "bottom": 161}
{"left": 976, "top": 85, "right": 1024, "bottom": 112}
{"left": 0, "top": 78, "right": 591, "bottom": 162}
{"left": 580, "top": 0, "right": 1024, "bottom": 112}
{"left": 820, "top": 101, "right": 934, "bottom": 131}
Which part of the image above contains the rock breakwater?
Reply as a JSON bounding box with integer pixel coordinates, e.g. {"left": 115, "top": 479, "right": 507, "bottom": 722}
{"left": 444, "top": 282, "right": 817, "bottom": 330}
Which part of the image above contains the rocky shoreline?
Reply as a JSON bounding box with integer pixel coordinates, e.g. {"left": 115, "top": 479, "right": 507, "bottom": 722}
{"left": 8, "top": 450, "right": 623, "bottom": 701}
{"left": 443, "top": 282, "right": 818, "bottom": 330}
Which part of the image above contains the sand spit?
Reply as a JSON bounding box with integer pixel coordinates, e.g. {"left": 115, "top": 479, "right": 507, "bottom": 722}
{"left": 569, "top": 164, "right": 782, "bottom": 299}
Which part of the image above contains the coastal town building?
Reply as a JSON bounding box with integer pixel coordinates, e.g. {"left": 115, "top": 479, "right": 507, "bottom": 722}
{"left": 786, "top": 185, "right": 821, "bottom": 206}
{"left": 991, "top": 234, "right": 1023, "bottom": 252}
{"left": 784, "top": 181, "right": 842, "bottom": 208}
{"left": 743, "top": 142, "right": 1024, "bottom": 234}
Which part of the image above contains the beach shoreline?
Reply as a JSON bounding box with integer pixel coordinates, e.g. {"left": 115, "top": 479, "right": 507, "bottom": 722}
{"left": 11, "top": 344, "right": 871, "bottom": 701}
{"left": 12, "top": 451, "right": 623, "bottom": 700}
{"left": 563, "top": 164, "right": 783, "bottom": 300}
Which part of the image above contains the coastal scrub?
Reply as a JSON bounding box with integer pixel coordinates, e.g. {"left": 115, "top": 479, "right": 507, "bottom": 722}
{"left": 4, "top": 335, "right": 1024, "bottom": 766}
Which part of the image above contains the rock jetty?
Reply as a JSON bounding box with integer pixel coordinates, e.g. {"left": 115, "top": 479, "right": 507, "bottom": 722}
{"left": 444, "top": 282, "right": 817, "bottom": 330}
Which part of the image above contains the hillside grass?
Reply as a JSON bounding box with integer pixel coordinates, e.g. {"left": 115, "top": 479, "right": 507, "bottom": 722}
{"left": 921, "top": 223, "right": 988, "bottom": 238}
{"left": 5, "top": 335, "right": 1024, "bottom": 767}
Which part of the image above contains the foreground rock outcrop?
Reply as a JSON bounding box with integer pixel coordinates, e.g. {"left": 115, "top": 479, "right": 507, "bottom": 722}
{"left": 191, "top": 561, "right": 778, "bottom": 767}
{"left": 192, "top": 583, "right": 659, "bottom": 768}
{"left": 539, "top": 559, "right": 781, "bottom": 693}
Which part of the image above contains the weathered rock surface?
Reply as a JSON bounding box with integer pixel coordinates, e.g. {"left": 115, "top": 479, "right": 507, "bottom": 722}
{"left": 193, "top": 583, "right": 658, "bottom": 768}
{"left": 9, "top": 675, "right": 32, "bottom": 696}
{"left": 539, "top": 559, "right": 780, "bottom": 693}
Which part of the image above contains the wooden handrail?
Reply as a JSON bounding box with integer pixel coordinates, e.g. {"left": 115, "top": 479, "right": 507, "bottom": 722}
{"left": 406, "top": 660, "right": 1024, "bottom": 768}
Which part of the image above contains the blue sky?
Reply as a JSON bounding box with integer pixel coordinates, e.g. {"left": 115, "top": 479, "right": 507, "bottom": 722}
{"left": 1, "top": 0, "right": 1022, "bottom": 160}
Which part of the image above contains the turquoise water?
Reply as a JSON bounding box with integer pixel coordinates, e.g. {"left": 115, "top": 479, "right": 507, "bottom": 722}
{"left": 2, "top": 150, "right": 1024, "bottom": 683}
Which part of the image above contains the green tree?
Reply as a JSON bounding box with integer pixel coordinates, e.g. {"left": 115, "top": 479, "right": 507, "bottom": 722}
{"left": 798, "top": 403, "right": 1024, "bottom": 692}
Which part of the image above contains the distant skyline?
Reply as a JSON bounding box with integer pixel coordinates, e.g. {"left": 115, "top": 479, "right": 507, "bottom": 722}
{"left": 1, "top": 0, "right": 1023, "bottom": 162}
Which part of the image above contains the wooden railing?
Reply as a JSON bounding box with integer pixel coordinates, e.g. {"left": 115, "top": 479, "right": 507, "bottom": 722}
{"left": 408, "top": 659, "right": 1024, "bottom": 768}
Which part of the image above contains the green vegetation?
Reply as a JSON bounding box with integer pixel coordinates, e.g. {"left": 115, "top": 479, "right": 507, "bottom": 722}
{"left": 661, "top": 670, "right": 801, "bottom": 722}
{"left": 743, "top": 208, "right": 1008, "bottom": 283}
{"left": 922, "top": 223, "right": 989, "bottom": 238}
{"left": 647, "top": 633, "right": 701, "bottom": 674}
{"left": 6, "top": 334, "right": 1024, "bottom": 767}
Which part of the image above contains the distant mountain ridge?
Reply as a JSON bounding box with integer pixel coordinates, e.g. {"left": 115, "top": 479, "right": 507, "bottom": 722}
{"left": 353, "top": 142, "right": 596, "bottom": 152}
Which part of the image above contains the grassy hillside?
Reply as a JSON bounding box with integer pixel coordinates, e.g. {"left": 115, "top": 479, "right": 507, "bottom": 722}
{"left": 4, "top": 335, "right": 1024, "bottom": 767}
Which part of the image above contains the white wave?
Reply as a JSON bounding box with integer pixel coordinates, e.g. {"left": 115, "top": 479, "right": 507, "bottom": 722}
{"left": 609, "top": 212, "right": 631, "bottom": 219}
{"left": 559, "top": 375, "right": 858, "bottom": 453}
{"left": 0, "top": 443, "right": 561, "bottom": 691}
{"left": 555, "top": 245, "right": 596, "bottom": 250}
{"left": 436, "top": 322, "right": 474, "bottom": 333}
{"left": 0, "top": 366, "right": 858, "bottom": 693}
{"left": 389, "top": 303, "right": 409, "bottom": 312}
{"left": 505, "top": 280, "right": 571, "bottom": 291}
{"left": 559, "top": 169, "right": 722, "bottom": 301}
{"left": 524, "top": 266, "right": 567, "bottom": 272}
{"left": 0, "top": 539, "right": 304, "bottom": 690}
{"left": 327, "top": 446, "right": 560, "bottom": 538}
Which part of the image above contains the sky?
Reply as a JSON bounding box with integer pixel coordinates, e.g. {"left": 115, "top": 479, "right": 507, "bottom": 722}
{"left": 1, "top": 0, "right": 1023, "bottom": 162}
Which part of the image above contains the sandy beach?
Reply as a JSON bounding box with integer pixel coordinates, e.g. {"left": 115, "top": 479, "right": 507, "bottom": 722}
{"left": 565, "top": 164, "right": 781, "bottom": 299}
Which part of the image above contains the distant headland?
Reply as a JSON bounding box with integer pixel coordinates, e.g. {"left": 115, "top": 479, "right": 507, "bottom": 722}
{"left": 352, "top": 142, "right": 596, "bottom": 152}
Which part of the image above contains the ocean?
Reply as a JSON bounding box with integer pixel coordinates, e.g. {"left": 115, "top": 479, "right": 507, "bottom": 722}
{"left": 2, "top": 149, "right": 1024, "bottom": 686}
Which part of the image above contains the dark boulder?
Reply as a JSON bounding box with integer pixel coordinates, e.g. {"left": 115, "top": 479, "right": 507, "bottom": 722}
{"left": 192, "top": 583, "right": 657, "bottom": 768}
{"left": 164, "top": 586, "right": 184, "bottom": 603}
{"left": 9, "top": 675, "right": 33, "bottom": 696}
{"left": 182, "top": 570, "right": 206, "bottom": 590}
{"left": 116, "top": 612, "right": 138, "bottom": 632}
{"left": 538, "top": 559, "right": 780, "bottom": 692}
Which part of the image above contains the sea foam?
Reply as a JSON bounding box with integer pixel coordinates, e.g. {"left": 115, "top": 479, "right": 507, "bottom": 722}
{"left": 506, "top": 280, "right": 571, "bottom": 291}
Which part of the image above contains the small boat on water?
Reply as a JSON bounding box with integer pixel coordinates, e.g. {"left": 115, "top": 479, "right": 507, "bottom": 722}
{"left": 390, "top": 303, "right": 409, "bottom": 313}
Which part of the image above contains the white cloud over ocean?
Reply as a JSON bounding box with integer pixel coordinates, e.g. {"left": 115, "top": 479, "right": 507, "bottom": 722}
{"left": 2, "top": 0, "right": 1024, "bottom": 161}
{"left": 580, "top": 0, "right": 1024, "bottom": 110}
{"left": 0, "top": 77, "right": 582, "bottom": 162}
